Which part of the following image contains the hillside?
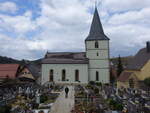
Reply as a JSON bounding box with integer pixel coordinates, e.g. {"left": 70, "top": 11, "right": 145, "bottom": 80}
{"left": 0, "top": 56, "right": 42, "bottom": 65}
{"left": 0, "top": 55, "right": 132, "bottom": 67}
{"left": 110, "top": 56, "right": 134, "bottom": 67}
{"left": 0, "top": 56, "right": 21, "bottom": 64}
{"left": 30, "top": 58, "right": 42, "bottom": 66}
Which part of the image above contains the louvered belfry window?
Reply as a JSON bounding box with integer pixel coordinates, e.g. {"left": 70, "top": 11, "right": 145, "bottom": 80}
{"left": 95, "top": 41, "right": 99, "bottom": 48}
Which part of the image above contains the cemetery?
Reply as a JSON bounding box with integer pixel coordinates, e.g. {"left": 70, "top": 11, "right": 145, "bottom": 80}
{"left": 70, "top": 81, "right": 150, "bottom": 113}
{"left": 0, "top": 79, "right": 150, "bottom": 113}
{"left": 72, "top": 82, "right": 109, "bottom": 113}
{"left": 0, "top": 82, "right": 63, "bottom": 113}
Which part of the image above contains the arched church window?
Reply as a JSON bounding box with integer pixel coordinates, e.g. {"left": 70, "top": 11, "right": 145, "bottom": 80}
{"left": 96, "top": 71, "right": 99, "bottom": 81}
{"left": 62, "top": 69, "right": 66, "bottom": 81}
{"left": 95, "top": 41, "right": 99, "bottom": 48}
{"left": 49, "top": 69, "right": 53, "bottom": 82}
{"left": 75, "top": 70, "right": 79, "bottom": 81}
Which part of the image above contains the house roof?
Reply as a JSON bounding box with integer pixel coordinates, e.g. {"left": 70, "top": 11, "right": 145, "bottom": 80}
{"left": 85, "top": 7, "right": 109, "bottom": 41}
{"left": 42, "top": 52, "right": 89, "bottom": 64}
{"left": 21, "top": 63, "right": 41, "bottom": 79}
{"left": 126, "top": 48, "right": 150, "bottom": 70}
{"left": 117, "top": 72, "right": 133, "bottom": 82}
{"left": 0, "top": 64, "right": 20, "bottom": 78}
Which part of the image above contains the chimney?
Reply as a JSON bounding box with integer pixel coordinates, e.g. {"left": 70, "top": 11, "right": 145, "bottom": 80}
{"left": 146, "top": 41, "right": 150, "bottom": 53}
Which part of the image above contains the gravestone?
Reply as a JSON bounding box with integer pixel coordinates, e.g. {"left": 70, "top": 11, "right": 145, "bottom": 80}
{"left": 36, "top": 89, "right": 41, "bottom": 104}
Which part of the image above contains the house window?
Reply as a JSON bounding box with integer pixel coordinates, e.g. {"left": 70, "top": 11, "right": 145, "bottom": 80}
{"left": 95, "top": 41, "right": 99, "bottom": 48}
{"left": 129, "top": 78, "right": 134, "bottom": 88}
{"left": 49, "top": 69, "right": 53, "bottom": 82}
{"left": 96, "top": 71, "right": 99, "bottom": 81}
{"left": 75, "top": 70, "right": 79, "bottom": 81}
{"left": 62, "top": 69, "right": 66, "bottom": 81}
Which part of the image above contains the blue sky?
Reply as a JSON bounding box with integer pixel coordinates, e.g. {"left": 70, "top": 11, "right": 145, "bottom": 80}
{"left": 0, "top": 0, "right": 40, "bottom": 17}
{"left": 0, "top": 0, "right": 150, "bottom": 60}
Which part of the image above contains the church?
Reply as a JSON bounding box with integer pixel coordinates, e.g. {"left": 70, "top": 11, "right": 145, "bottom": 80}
{"left": 41, "top": 7, "right": 110, "bottom": 85}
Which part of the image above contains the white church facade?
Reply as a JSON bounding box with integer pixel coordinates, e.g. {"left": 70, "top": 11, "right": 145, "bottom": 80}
{"left": 41, "top": 8, "right": 110, "bottom": 85}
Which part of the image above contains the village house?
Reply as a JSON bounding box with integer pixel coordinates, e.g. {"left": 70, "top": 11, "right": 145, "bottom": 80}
{"left": 41, "top": 7, "right": 110, "bottom": 85}
{"left": 18, "top": 63, "right": 41, "bottom": 84}
{"left": 0, "top": 64, "right": 20, "bottom": 79}
{"left": 117, "top": 42, "right": 150, "bottom": 89}
{"left": 0, "top": 64, "right": 20, "bottom": 85}
{"left": 0, "top": 63, "right": 41, "bottom": 85}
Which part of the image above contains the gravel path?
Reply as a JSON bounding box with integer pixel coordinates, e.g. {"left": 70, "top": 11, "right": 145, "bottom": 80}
{"left": 49, "top": 86, "right": 74, "bottom": 113}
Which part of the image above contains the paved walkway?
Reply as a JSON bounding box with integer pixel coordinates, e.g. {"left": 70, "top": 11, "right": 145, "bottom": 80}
{"left": 49, "top": 86, "right": 75, "bottom": 113}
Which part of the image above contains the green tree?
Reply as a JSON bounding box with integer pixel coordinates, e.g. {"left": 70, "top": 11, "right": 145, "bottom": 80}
{"left": 94, "top": 88, "right": 99, "bottom": 94}
{"left": 0, "top": 105, "right": 11, "bottom": 113}
{"left": 144, "top": 77, "right": 150, "bottom": 87}
{"left": 89, "top": 81, "right": 95, "bottom": 85}
{"left": 115, "top": 104, "right": 123, "bottom": 111}
{"left": 109, "top": 99, "right": 117, "bottom": 105}
{"left": 40, "top": 94, "right": 48, "bottom": 103}
{"left": 108, "top": 99, "right": 123, "bottom": 111}
{"left": 95, "top": 82, "right": 102, "bottom": 86}
{"left": 117, "top": 55, "right": 123, "bottom": 77}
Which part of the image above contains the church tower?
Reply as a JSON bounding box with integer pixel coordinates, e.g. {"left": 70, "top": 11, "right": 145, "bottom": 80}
{"left": 85, "top": 7, "right": 110, "bottom": 83}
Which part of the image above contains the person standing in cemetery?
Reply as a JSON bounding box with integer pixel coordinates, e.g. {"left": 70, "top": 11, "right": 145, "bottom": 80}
{"left": 65, "top": 86, "right": 69, "bottom": 98}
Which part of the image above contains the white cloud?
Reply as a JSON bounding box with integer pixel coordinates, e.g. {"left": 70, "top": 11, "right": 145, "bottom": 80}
{"left": 0, "top": 2, "right": 18, "bottom": 13}
{"left": 0, "top": 0, "right": 150, "bottom": 60}
{"left": 0, "top": 11, "right": 37, "bottom": 34}
{"left": 105, "top": 23, "right": 150, "bottom": 56}
{"left": 108, "top": 8, "right": 150, "bottom": 25}
{"left": 103, "top": 0, "right": 150, "bottom": 13}
{"left": 0, "top": 34, "right": 46, "bottom": 60}
{"left": 37, "top": 0, "right": 92, "bottom": 27}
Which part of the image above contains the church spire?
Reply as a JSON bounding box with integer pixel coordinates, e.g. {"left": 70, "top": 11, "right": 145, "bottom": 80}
{"left": 85, "top": 7, "right": 109, "bottom": 41}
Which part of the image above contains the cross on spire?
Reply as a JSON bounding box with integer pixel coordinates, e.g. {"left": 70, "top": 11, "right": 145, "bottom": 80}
{"left": 95, "top": 0, "right": 102, "bottom": 9}
{"left": 95, "top": 0, "right": 97, "bottom": 8}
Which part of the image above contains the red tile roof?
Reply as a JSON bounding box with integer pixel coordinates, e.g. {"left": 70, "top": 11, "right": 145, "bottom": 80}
{"left": 0, "top": 64, "right": 20, "bottom": 79}
{"left": 117, "top": 71, "right": 133, "bottom": 82}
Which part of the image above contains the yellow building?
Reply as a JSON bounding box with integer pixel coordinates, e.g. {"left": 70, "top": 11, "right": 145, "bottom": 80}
{"left": 117, "top": 42, "right": 150, "bottom": 89}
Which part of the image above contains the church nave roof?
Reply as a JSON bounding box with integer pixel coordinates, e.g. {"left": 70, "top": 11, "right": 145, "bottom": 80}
{"left": 42, "top": 52, "right": 89, "bottom": 64}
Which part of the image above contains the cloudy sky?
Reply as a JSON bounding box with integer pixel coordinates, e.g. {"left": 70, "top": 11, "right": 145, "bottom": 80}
{"left": 0, "top": 0, "right": 150, "bottom": 60}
